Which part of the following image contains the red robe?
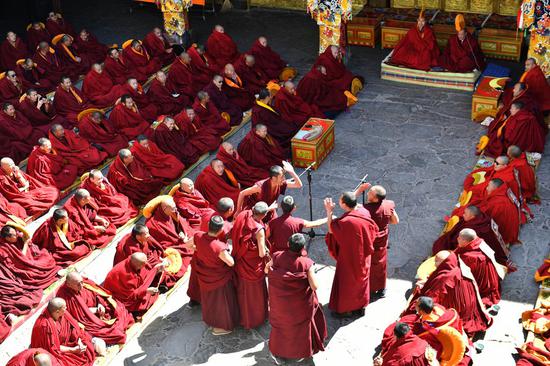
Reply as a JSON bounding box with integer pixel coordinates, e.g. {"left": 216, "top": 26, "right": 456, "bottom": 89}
{"left": 192, "top": 99, "right": 231, "bottom": 135}
{"left": 268, "top": 250, "right": 327, "bottom": 359}
{"left": 45, "top": 18, "right": 75, "bottom": 37}
{"left": 381, "top": 333, "right": 435, "bottom": 366}
{"left": 238, "top": 130, "right": 287, "bottom": 169}
{"left": 15, "top": 63, "right": 55, "bottom": 95}
{"left": 30, "top": 310, "right": 95, "bottom": 366}
{"left": 6, "top": 348, "right": 62, "bottom": 366}
{"left": 130, "top": 140, "right": 185, "bottom": 182}
{"left": 267, "top": 213, "right": 305, "bottom": 253}
{"left": 0, "top": 110, "right": 45, "bottom": 161}
{"left": 63, "top": 196, "right": 116, "bottom": 248}
{"left": 520, "top": 65, "right": 550, "bottom": 112}
{"left": 0, "top": 169, "right": 59, "bottom": 218}
{"left": 222, "top": 74, "right": 255, "bottom": 111}
{"left": 205, "top": 30, "right": 240, "bottom": 72}
{"left": 54, "top": 42, "right": 90, "bottom": 79}
{"left": 234, "top": 55, "right": 269, "bottom": 95}
{"left": 215, "top": 146, "right": 268, "bottom": 187}
{"left": 32, "top": 50, "right": 64, "bottom": 86}
{"left": 77, "top": 114, "right": 128, "bottom": 157}
{"left": 0, "top": 38, "right": 29, "bottom": 70}
{"left": 0, "top": 305, "right": 10, "bottom": 343}
{"left": 27, "top": 26, "right": 51, "bottom": 50}
{"left": 27, "top": 146, "right": 79, "bottom": 190}
{"left": 509, "top": 153, "right": 537, "bottom": 202}
{"left": 0, "top": 77, "right": 24, "bottom": 106}
{"left": 104, "top": 54, "right": 146, "bottom": 85}
{"left": 478, "top": 183, "right": 520, "bottom": 244}
{"left": 231, "top": 210, "right": 268, "bottom": 328}
{"left": 245, "top": 179, "right": 287, "bottom": 221}
{"left": 56, "top": 278, "right": 134, "bottom": 345}
{"left": 146, "top": 78, "right": 187, "bottom": 115}
{"left": 503, "top": 109, "right": 546, "bottom": 154}
{"left": 462, "top": 165, "right": 520, "bottom": 206}
{"left": 0, "top": 262, "right": 43, "bottom": 316}
{"left": 52, "top": 86, "right": 91, "bottom": 127}
{"left": 313, "top": 47, "right": 359, "bottom": 92}
{"left": 103, "top": 256, "right": 158, "bottom": 313}
{"left": 73, "top": 33, "right": 108, "bottom": 65}
{"left": 273, "top": 88, "right": 325, "bottom": 127}
{"left": 142, "top": 31, "right": 175, "bottom": 66}
{"left": 167, "top": 58, "right": 199, "bottom": 101}
{"left": 108, "top": 103, "right": 151, "bottom": 140}
{"left": 32, "top": 217, "right": 92, "bottom": 266}
{"left": 187, "top": 45, "right": 216, "bottom": 87}
{"left": 152, "top": 122, "right": 200, "bottom": 165}
{"left": 195, "top": 165, "right": 240, "bottom": 206}
{"left": 0, "top": 193, "right": 28, "bottom": 226}
{"left": 516, "top": 342, "right": 550, "bottom": 366}
{"left": 174, "top": 109, "right": 222, "bottom": 154}
{"left": 18, "top": 97, "right": 66, "bottom": 130}
{"left": 442, "top": 32, "right": 486, "bottom": 72}
{"left": 120, "top": 83, "right": 158, "bottom": 122}
{"left": 121, "top": 46, "right": 161, "bottom": 78}
{"left": 203, "top": 81, "right": 243, "bottom": 126}
{"left": 48, "top": 129, "right": 108, "bottom": 174}
{"left": 172, "top": 188, "right": 215, "bottom": 229}
{"left": 297, "top": 68, "right": 347, "bottom": 113}
{"left": 248, "top": 39, "right": 287, "bottom": 80}
{"left": 390, "top": 25, "right": 440, "bottom": 71}
{"left": 80, "top": 177, "right": 138, "bottom": 227}
{"left": 106, "top": 155, "right": 164, "bottom": 206}
{"left": 251, "top": 101, "right": 297, "bottom": 152}
{"left": 81, "top": 69, "right": 124, "bottom": 108}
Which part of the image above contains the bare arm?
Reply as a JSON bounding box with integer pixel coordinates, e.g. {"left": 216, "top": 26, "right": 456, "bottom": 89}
{"left": 307, "top": 267, "right": 318, "bottom": 291}
{"left": 353, "top": 182, "right": 371, "bottom": 197}
{"left": 236, "top": 185, "right": 261, "bottom": 213}
{"left": 390, "top": 210, "right": 399, "bottom": 225}
{"left": 282, "top": 161, "right": 302, "bottom": 189}
{"left": 324, "top": 198, "right": 335, "bottom": 234}
{"left": 256, "top": 229, "right": 267, "bottom": 258}
{"left": 218, "top": 250, "right": 235, "bottom": 267}
{"left": 303, "top": 217, "right": 328, "bottom": 229}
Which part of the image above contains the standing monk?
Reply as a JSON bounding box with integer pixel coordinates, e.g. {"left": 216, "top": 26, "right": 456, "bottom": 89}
{"left": 27, "top": 137, "right": 79, "bottom": 190}
{"left": 205, "top": 25, "right": 240, "bottom": 72}
{"left": 324, "top": 192, "right": 378, "bottom": 317}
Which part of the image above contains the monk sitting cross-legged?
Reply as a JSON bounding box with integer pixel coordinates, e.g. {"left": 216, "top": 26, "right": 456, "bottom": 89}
{"left": 32, "top": 42, "right": 65, "bottom": 88}
{"left": 142, "top": 27, "right": 175, "bottom": 67}
{"left": 27, "top": 21, "right": 51, "bottom": 51}
{"left": 247, "top": 36, "right": 293, "bottom": 81}
{"left": 54, "top": 34, "right": 90, "bottom": 80}
{"left": 507, "top": 145, "right": 537, "bottom": 203}
{"left": 0, "top": 32, "right": 29, "bottom": 71}
{"left": 46, "top": 13, "right": 76, "bottom": 37}
{"left": 0, "top": 71, "right": 24, "bottom": 106}
{"left": 104, "top": 48, "right": 146, "bottom": 85}
{"left": 441, "top": 15, "right": 486, "bottom": 72}
{"left": 520, "top": 58, "right": 550, "bottom": 113}
{"left": 73, "top": 29, "right": 108, "bottom": 65}
{"left": 152, "top": 116, "right": 202, "bottom": 166}
{"left": 222, "top": 63, "right": 255, "bottom": 111}
{"left": 15, "top": 58, "right": 55, "bottom": 95}
{"left": 192, "top": 91, "right": 231, "bottom": 136}
{"left": 187, "top": 44, "right": 216, "bottom": 87}
{"left": 174, "top": 107, "right": 223, "bottom": 155}
{"left": 146, "top": 71, "right": 187, "bottom": 115}
{"left": 27, "top": 137, "right": 79, "bottom": 190}
{"left": 234, "top": 54, "right": 269, "bottom": 95}
{"left": 82, "top": 63, "right": 124, "bottom": 108}
{"left": 122, "top": 40, "right": 162, "bottom": 79}
{"left": 216, "top": 141, "right": 268, "bottom": 188}
{"left": 6, "top": 348, "right": 62, "bottom": 366}
{"left": 121, "top": 78, "right": 158, "bottom": 122}
{"left": 313, "top": 45, "right": 363, "bottom": 94}
{"left": 167, "top": 52, "right": 199, "bottom": 103}
{"left": 195, "top": 159, "right": 241, "bottom": 207}
{"left": 131, "top": 134, "right": 185, "bottom": 183}
{"left": 171, "top": 177, "right": 215, "bottom": 230}
{"left": 18, "top": 89, "right": 66, "bottom": 131}
{"left": 205, "top": 25, "right": 240, "bottom": 73}
{"left": 375, "top": 322, "right": 437, "bottom": 366}
{"left": 297, "top": 65, "right": 349, "bottom": 118}
{"left": 53, "top": 76, "right": 92, "bottom": 127}
{"left": 0, "top": 193, "right": 28, "bottom": 227}
{"left": 203, "top": 74, "right": 243, "bottom": 127}
{"left": 108, "top": 95, "right": 151, "bottom": 140}
{"left": 238, "top": 124, "right": 287, "bottom": 169}
{"left": 77, "top": 110, "right": 128, "bottom": 157}
{"left": 501, "top": 101, "right": 546, "bottom": 155}
{"left": 274, "top": 81, "right": 325, "bottom": 129}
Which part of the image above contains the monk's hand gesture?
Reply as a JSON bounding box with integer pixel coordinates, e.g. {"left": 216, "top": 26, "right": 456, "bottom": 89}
{"left": 264, "top": 258, "right": 273, "bottom": 274}
{"left": 324, "top": 197, "right": 335, "bottom": 214}
{"left": 147, "top": 287, "right": 159, "bottom": 295}
{"left": 97, "top": 304, "right": 105, "bottom": 317}
{"left": 281, "top": 160, "right": 294, "bottom": 174}
{"left": 94, "top": 225, "right": 106, "bottom": 234}
{"left": 77, "top": 338, "right": 87, "bottom": 353}
{"left": 154, "top": 262, "right": 166, "bottom": 273}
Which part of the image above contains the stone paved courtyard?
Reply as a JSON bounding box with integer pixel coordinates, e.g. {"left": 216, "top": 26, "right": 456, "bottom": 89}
{"left": 59, "top": 2, "right": 550, "bottom": 365}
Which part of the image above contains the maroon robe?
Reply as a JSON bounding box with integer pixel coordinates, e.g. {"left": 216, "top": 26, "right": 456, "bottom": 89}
{"left": 273, "top": 88, "right": 325, "bottom": 127}
{"left": 205, "top": 30, "right": 240, "bottom": 72}
{"left": 238, "top": 129, "right": 287, "bottom": 169}
{"left": 120, "top": 83, "right": 158, "bottom": 122}
{"left": 15, "top": 63, "right": 54, "bottom": 95}
{"left": 0, "top": 38, "right": 29, "bottom": 71}
{"left": 267, "top": 214, "right": 304, "bottom": 253}
{"left": 0, "top": 194, "right": 28, "bottom": 227}
{"left": 222, "top": 74, "right": 255, "bottom": 111}
{"left": 195, "top": 165, "right": 240, "bottom": 207}
{"left": 54, "top": 42, "right": 90, "bottom": 79}
{"left": 245, "top": 178, "right": 287, "bottom": 222}
{"left": 81, "top": 69, "right": 124, "bottom": 108}
{"left": 390, "top": 25, "right": 440, "bottom": 71}
{"left": 6, "top": 348, "right": 63, "bottom": 366}
{"left": 167, "top": 57, "right": 196, "bottom": 97}
{"left": 248, "top": 39, "right": 287, "bottom": 80}
{"left": 146, "top": 78, "right": 187, "bottom": 115}
{"left": 121, "top": 45, "right": 161, "bottom": 78}
{"left": 152, "top": 122, "right": 200, "bottom": 165}
{"left": 27, "top": 25, "right": 51, "bottom": 51}
{"left": 503, "top": 109, "right": 546, "bottom": 154}
{"left": 203, "top": 81, "right": 243, "bottom": 126}
{"left": 0, "top": 262, "right": 43, "bottom": 316}
{"left": 442, "top": 32, "right": 486, "bottom": 72}
{"left": 18, "top": 96, "right": 66, "bottom": 130}
{"left": 172, "top": 188, "right": 215, "bottom": 229}
{"left": 509, "top": 153, "right": 537, "bottom": 202}
{"left": 234, "top": 55, "right": 270, "bottom": 94}
{"left": 192, "top": 99, "right": 231, "bottom": 135}
{"left": 313, "top": 47, "right": 359, "bottom": 91}
{"left": 63, "top": 196, "right": 116, "bottom": 248}
{"left": 77, "top": 114, "right": 128, "bottom": 156}
{"left": 52, "top": 86, "right": 91, "bottom": 127}
{"left": 215, "top": 146, "right": 268, "bottom": 187}
{"left": 251, "top": 101, "right": 297, "bottom": 152}
{"left": 187, "top": 45, "right": 216, "bottom": 87}
{"left": 143, "top": 31, "right": 175, "bottom": 66}
{"left": 130, "top": 141, "right": 185, "bottom": 182}
{"left": 27, "top": 146, "right": 79, "bottom": 190}
{"left": 108, "top": 103, "right": 151, "bottom": 140}
{"left": 74, "top": 33, "right": 108, "bottom": 65}
{"left": 32, "top": 49, "right": 64, "bottom": 86}
{"left": 521, "top": 65, "right": 550, "bottom": 112}
{"left": 104, "top": 54, "right": 146, "bottom": 85}
{"left": 45, "top": 17, "right": 75, "bottom": 37}
{"left": 174, "top": 109, "right": 222, "bottom": 154}
{"left": 382, "top": 333, "right": 434, "bottom": 366}
{"left": 48, "top": 129, "right": 108, "bottom": 174}
{"left": 0, "top": 77, "right": 24, "bottom": 105}
{"left": 477, "top": 183, "right": 521, "bottom": 244}
{"left": 0, "top": 109, "right": 45, "bottom": 160}
{"left": 297, "top": 68, "right": 347, "bottom": 113}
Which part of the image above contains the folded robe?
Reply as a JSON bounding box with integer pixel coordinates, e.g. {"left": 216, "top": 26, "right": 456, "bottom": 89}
{"left": 82, "top": 69, "right": 125, "bottom": 108}
{"left": 192, "top": 99, "right": 231, "bottom": 136}
{"left": 6, "top": 348, "right": 63, "bottom": 366}
{"left": 187, "top": 45, "right": 216, "bottom": 87}
{"left": 74, "top": 33, "right": 108, "bottom": 65}
{"left": 205, "top": 30, "right": 240, "bottom": 72}
{"left": 77, "top": 114, "right": 128, "bottom": 157}
{"left": 54, "top": 42, "right": 90, "bottom": 79}
{"left": 247, "top": 39, "right": 287, "bottom": 80}
{"left": 172, "top": 188, "right": 215, "bottom": 229}
{"left": 48, "top": 129, "right": 108, "bottom": 174}
{"left": 234, "top": 55, "right": 270, "bottom": 95}
{"left": 0, "top": 110, "right": 45, "bottom": 160}
{"left": 0, "top": 264, "right": 43, "bottom": 316}
{"left": 122, "top": 45, "right": 161, "bottom": 78}
{"left": 203, "top": 81, "right": 243, "bottom": 126}
{"left": 520, "top": 64, "right": 550, "bottom": 112}
{"left": 52, "top": 86, "right": 92, "bottom": 127}
{"left": 222, "top": 74, "right": 255, "bottom": 111}
{"left": 251, "top": 101, "right": 297, "bottom": 153}
{"left": 27, "top": 25, "right": 51, "bottom": 50}
{"left": 18, "top": 96, "right": 65, "bottom": 131}
{"left": 215, "top": 146, "right": 268, "bottom": 188}
{"left": 0, "top": 193, "right": 28, "bottom": 227}
{"left": 104, "top": 54, "right": 147, "bottom": 85}
{"left": 297, "top": 68, "right": 347, "bottom": 113}
{"left": 143, "top": 31, "right": 175, "bottom": 66}
{"left": 152, "top": 122, "right": 201, "bottom": 166}
{"left": 0, "top": 38, "right": 29, "bottom": 71}
{"left": 0, "top": 77, "right": 24, "bottom": 106}
{"left": 146, "top": 78, "right": 187, "bottom": 115}
{"left": 273, "top": 88, "right": 325, "bottom": 128}
{"left": 313, "top": 47, "right": 361, "bottom": 92}
{"left": 27, "top": 146, "right": 79, "bottom": 190}
{"left": 195, "top": 165, "right": 240, "bottom": 207}
{"left": 174, "top": 109, "right": 222, "bottom": 154}
{"left": 108, "top": 103, "right": 151, "bottom": 140}
{"left": 389, "top": 25, "right": 440, "bottom": 71}
{"left": 32, "top": 50, "right": 65, "bottom": 87}
{"left": 167, "top": 57, "right": 197, "bottom": 101}
{"left": 130, "top": 140, "right": 185, "bottom": 182}
{"left": 238, "top": 129, "right": 287, "bottom": 169}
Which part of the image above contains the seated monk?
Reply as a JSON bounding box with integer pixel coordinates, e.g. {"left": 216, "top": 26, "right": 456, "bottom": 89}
{"left": 274, "top": 81, "right": 325, "bottom": 128}
{"left": 103, "top": 252, "right": 160, "bottom": 315}
{"left": 216, "top": 141, "right": 268, "bottom": 187}
{"left": 520, "top": 58, "right": 550, "bottom": 113}
{"left": 195, "top": 159, "right": 240, "bottom": 206}
{"left": 15, "top": 58, "right": 55, "bottom": 94}
{"left": 121, "top": 40, "right": 161, "bottom": 78}
{"left": 63, "top": 189, "right": 116, "bottom": 248}
{"left": 234, "top": 54, "right": 269, "bottom": 95}
{"left": 30, "top": 298, "right": 96, "bottom": 366}
{"left": 18, "top": 89, "right": 66, "bottom": 130}
{"left": 109, "top": 95, "right": 151, "bottom": 140}
{"left": 106, "top": 148, "right": 164, "bottom": 205}
{"left": 6, "top": 348, "right": 62, "bottom": 366}
{"left": 0, "top": 32, "right": 29, "bottom": 71}
{"left": 82, "top": 63, "right": 124, "bottom": 108}
{"left": 389, "top": 12, "right": 440, "bottom": 71}
{"left": 192, "top": 91, "right": 231, "bottom": 136}
{"left": 375, "top": 322, "right": 437, "bottom": 366}
{"left": 238, "top": 124, "right": 287, "bottom": 170}
{"left": 143, "top": 27, "right": 175, "bottom": 66}
{"left": 174, "top": 107, "right": 222, "bottom": 154}
{"left": 104, "top": 47, "right": 146, "bottom": 85}
{"left": 45, "top": 12, "right": 76, "bottom": 37}
{"left": 222, "top": 63, "right": 255, "bottom": 111}
{"left": 248, "top": 36, "right": 291, "bottom": 80}
{"left": 203, "top": 75, "right": 243, "bottom": 126}
{"left": 73, "top": 29, "right": 108, "bottom": 65}
{"left": 77, "top": 110, "right": 128, "bottom": 157}
{"left": 32, "top": 209, "right": 93, "bottom": 266}
{"left": 27, "top": 137, "right": 79, "bottom": 190}
{"left": 205, "top": 25, "right": 240, "bottom": 72}
{"left": 121, "top": 78, "right": 158, "bottom": 122}
{"left": 48, "top": 124, "right": 108, "bottom": 174}
{"left": 81, "top": 169, "right": 138, "bottom": 227}
{"left": 441, "top": 16, "right": 486, "bottom": 72}
{"left": 131, "top": 134, "right": 185, "bottom": 183}
{"left": 54, "top": 34, "right": 90, "bottom": 80}
{"left": 53, "top": 76, "right": 92, "bottom": 127}
{"left": 297, "top": 65, "right": 349, "bottom": 117}
{"left": 0, "top": 193, "right": 29, "bottom": 227}
{"left": 57, "top": 272, "right": 134, "bottom": 345}
{"left": 187, "top": 44, "right": 216, "bottom": 87}
{"left": 313, "top": 45, "right": 363, "bottom": 94}
{"left": 0, "top": 102, "right": 45, "bottom": 162}
{"left": 403, "top": 250, "right": 492, "bottom": 336}
{"left": 0, "top": 157, "right": 59, "bottom": 217}
{"left": 170, "top": 177, "right": 215, "bottom": 229}
{"left": 166, "top": 52, "right": 196, "bottom": 103}
{"left": 507, "top": 145, "right": 537, "bottom": 203}
{"left": 0, "top": 307, "right": 12, "bottom": 343}
{"left": 147, "top": 71, "right": 187, "bottom": 115}
{"left": 454, "top": 229, "right": 503, "bottom": 308}
{"left": 32, "top": 42, "right": 65, "bottom": 87}
{"left": 502, "top": 101, "right": 546, "bottom": 154}
{"left": 27, "top": 21, "right": 51, "bottom": 51}
{"left": 152, "top": 115, "right": 201, "bottom": 165}
{"left": 0, "top": 70, "right": 24, "bottom": 106}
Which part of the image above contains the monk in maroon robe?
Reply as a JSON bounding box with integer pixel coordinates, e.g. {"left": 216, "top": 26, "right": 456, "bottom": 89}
{"left": 248, "top": 36, "right": 289, "bottom": 80}
{"left": 57, "top": 272, "right": 134, "bottom": 345}
{"left": 121, "top": 78, "right": 158, "bottom": 122}
{"left": 268, "top": 233, "right": 327, "bottom": 359}
{"left": 152, "top": 116, "right": 199, "bottom": 165}
{"left": 520, "top": 58, "right": 550, "bottom": 112}
{"left": 48, "top": 124, "right": 108, "bottom": 174}
{"left": 170, "top": 177, "right": 215, "bottom": 229}
{"left": 274, "top": 81, "right": 325, "bottom": 128}
{"left": 0, "top": 71, "right": 24, "bottom": 106}
{"left": 45, "top": 13, "right": 75, "bottom": 37}
{"left": 187, "top": 44, "right": 216, "bottom": 87}
{"left": 442, "top": 29, "right": 486, "bottom": 72}
{"left": 82, "top": 63, "right": 124, "bottom": 108}
{"left": 122, "top": 40, "right": 161, "bottom": 78}
{"left": 32, "top": 42, "right": 65, "bottom": 86}
{"left": 167, "top": 52, "right": 199, "bottom": 102}
{"left": 507, "top": 145, "right": 537, "bottom": 203}
{"left": 27, "top": 137, "right": 79, "bottom": 190}
{"left": 192, "top": 91, "right": 231, "bottom": 135}
{"left": 389, "top": 15, "right": 441, "bottom": 71}
{"left": 104, "top": 48, "right": 146, "bottom": 85}
{"left": 0, "top": 103, "right": 45, "bottom": 162}
{"left": 203, "top": 75, "right": 243, "bottom": 126}
{"left": 15, "top": 58, "right": 55, "bottom": 94}
{"left": 131, "top": 135, "right": 185, "bottom": 183}
{"left": 0, "top": 260, "right": 43, "bottom": 317}
{"left": 216, "top": 141, "right": 268, "bottom": 187}
{"left": 147, "top": 71, "right": 187, "bottom": 115}
{"left": 0, "top": 32, "right": 29, "bottom": 71}
{"left": 502, "top": 102, "right": 546, "bottom": 154}
{"left": 108, "top": 95, "right": 151, "bottom": 140}
{"left": 313, "top": 45, "right": 362, "bottom": 93}
{"left": 106, "top": 148, "right": 164, "bottom": 206}
{"left": 53, "top": 77, "right": 92, "bottom": 127}
{"left": 32, "top": 209, "right": 93, "bottom": 266}
{"left": 81, "top": 169, "right": 138, "bottom": 227}
{"left": 231, "top": 202, "right": 269, "bottom": 328}
{"left": 19, "top": 89, "right": 66, "bottom": 129}
{"left": 0, "top": 158, "right": 59, "bottom": 217}
{"left": 73, "top": 29, "right": 107, "bottom": 65}
{"left": 324, "top": 192, "right": 378, "bottom": 316}
{"left": 6, "top": 348, "right": 62, "bottom": 366}
{"left": 143, "top": 27, "right": 175, "bottom": 66}
{"left": 77, "top": 111, "right": 128, "bottom": 157}
{"left": 234, "top": 54, "right": 269, "bottom": 95}
{"left": 238, "top": 124, "right": 287, "bottom": 169}
{"left": 30, "top": 298, "right": 95, "bottom": 366}
{"left": 195, "top": 159, "right": 241, "bottom": 206}
{"left": 0, "top": 193, "right": 28, "bottom": 226}
{"left": 55, "top": 35, "right": 90, "bottom": 79}
{"left": 222, "top": 63, "right": 255, "bottom": 111}
{"left": 27, "top": 22, "right": 51, "bottom": 51}
{"left": 0, "top": 306, "right": 11, "bottom": 343}
{"left": 174, "top": 107, "right": 222, "bottom": 154}
{"left": 297, "top": 65, "right": 348, "bottom": 114}
{"left": 205, "top": 25, "right": 240, "bottom": 72}
{"left": 377, "top": 322, "right": 436, "bottom": 366}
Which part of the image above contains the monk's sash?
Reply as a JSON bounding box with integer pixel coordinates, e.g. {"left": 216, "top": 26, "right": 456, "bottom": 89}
{"left": 69, "top": 87, "right": 83, "bottom": 104}
{"left": 131, "top": 46, "right": 150, "bottom": 61}
{"left": 224, "top": 169, "right": 239, "bottom": 188}
{"left": 56, "top": 222, "right": 75, "bottom": 250}
{"left": 478, "top": 240, "right": 507, "bottom": 279}
{"left": 60, "top": 43, "right": 79, "bottom": 63}
{"left": 82, "top": 282, "right": 118, "bottom": 325}
{"left": 458, "top": 257, "right": 493, "bottom": 320}
{"left": 256, "top": 100, "right": 278, "bottom": 115}
{"left": 224, "top": 75, "right": 244, "bottom": 89}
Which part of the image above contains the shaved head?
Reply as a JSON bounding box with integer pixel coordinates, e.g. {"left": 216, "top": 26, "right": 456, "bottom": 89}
{"left": 434, "top": 250, "right": 451, "bottom": 267}
{"left": 34, "top": 353, "right": 53, "bottom": 366}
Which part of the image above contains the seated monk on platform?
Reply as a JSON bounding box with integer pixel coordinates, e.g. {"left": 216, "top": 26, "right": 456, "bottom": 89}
{"left": 248, "top": 36, "right": 294, "bottom": 81}
{"left": 203, "top": 74, "right": 243, "bottom": 126}
{"left": 122, "top": 78, "right": 158, "bottom": 122}
{"left": 0, "top": 102, "right": 45, "bottom": 162}
{"left": 122, "top": 40, "right": 161, "bottom": 79}
{"left": 389, "top": 12, "right": 440, "bottom": 71}
{"left": 192, "top": 91, "right": 231, "bottom": 135}
{"left": 238, "top": 124, "right": 287, "bottom": 170}
{"left": 146, "top": 71, "right": 186, "bottom": 115}
{"left": 252, "top": 89, "right": 294, "bottom": 152}
{"left": 107, "top": 148, "right": 165, "bottom": 206}
{"left": 73, "top": 29, "right": 108, "bottom": 65}
{"left": 152, "top": 115, "right": 201, "bottom": 165}
{"left": 48, "top": 124, "right": 108, "bottom": 174}
{"left": 441, "top": 15, "right": 486, "bottom": 72}
{"left": 55, "top": 34, "right": 90, "bottom": 80}
{"left": 174, "top": 107, "right": 222, "bottom": 154}
{"left": 0, "top": 70, "right": 24, "bottom": 106}
{"left": 0, "top": 157, "right": 59, "bottom": 217}
{"left": 104, "top": 48, "right": 146, "bottom": 85}
{"left": 167, "top": 52, "right": 198, "bottom": 103}
{"left": 216, "top": 141, "right": 268, "bottom": 187}
{"left": 109, "top": 95, "right": 151, "bottom": 140}
{"left": 171, "top": 177, "right": 215, "bottom": 229}
{"left": 31, "top": 298, "right": 96, "bottom": 366}
{"left": 53, "top": 76, "right": 92, "bottom": 127}
{"left": 77, "top": 110, "right": 128, "bottom": 157}
{"left": 222, "top": 63, "right": 255, "bottom": 111}
{"left": 131, "top": 134, "right": 185, "bottom": 183}
{"left": 27, "top": 21, "right": 51, "bottom": 50}
{"left": 143, "top": 27, "right": 175, "bottom": 66}
{"left": 15, "top": 58, "right": 55, "bottom": 95}
{"left": 27, "top": 137, "right": 79, "bottom": 190}
{"left": 0, "top": 32, "right": 29, "bottom": 71}
{"left": 63, "top": 189, "right": 116, "bottom": 248}
{"left": 267, "top": 233, "right": 327, "bottom": 360}
{"left": 375, "top": 322, "right": 437, "bottom": 366}
{"left": 313, "top": 45, "right": 363, "bottom": 94}
{"left": 6, "top": 348, "right": 62, "bottom": 366}
{"left": 81, "top": 169, "right": 138, "bottom": 227}
{"left": 195, "top": 159, "right": 240, "bottom": 206}
{"left": 235, "top": 54, "right": 269, "bottom": 95}
{"left": 205, "top": 25, "right": 240, "bottom": 72}
{"left": 19, "top": 89, "right": 66, "bottom": 131}
{"left": 507, "top": 145, "right": 537, "bottom": 203}
{"left": 82, "top": 63, "right": 124, "bottom": 108}
{"left": 274, "top": 81, "right": 325, "bottom": 128}
{"left": 32, "top": 208, "right": 93, "bottom": 266}
{"left": 57, "top": 272, "right": 134, "bottom": 346}
{"left": 103, "top": 252, "right": 160, "bottom": 316}
{"left": 46, "top": 13, "right": 75, "bottom": 37}
{"left": 520, "top": 58, "right": 550, "bottom": 113}
{"left": 32, "top": 42, "right": 65, "bottom": 87}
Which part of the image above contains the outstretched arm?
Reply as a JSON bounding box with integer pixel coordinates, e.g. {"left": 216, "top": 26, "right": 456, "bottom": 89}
{"left": 282, "top": 161, "right": 303, "bottom": 189}
{"left": 236, "top": 185, "right": 261, "bottom": 214}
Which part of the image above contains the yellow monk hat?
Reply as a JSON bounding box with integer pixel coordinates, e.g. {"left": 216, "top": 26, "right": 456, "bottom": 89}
{"left": 77, "top": 108, "right": 103, "bottom": 122}
{"left": 442, "top": 215, "right": 459, "bottom": 234}
{"left": 344, "top": 90, "right": 358, "bottom": 107}
{"left": 436, "top": 325, "right": 467, "bottom": 365}
{"left": 418, "top": 6, "right": 425, "bottom": 19}
{"left": 163, "top": 248, "right": 183, "bottom": 274}
{"left": 472, "top": 171, "right": 487, "bottom": 185}
{"left": 168, "top": 184, "right": 181, "bottom": 197}
{"left": 143, "top": 195, "right": 172, "bottom": 218}
{"left": 351, "top": 77, "right": 363, "bottom": 96}
{"left": 279, "top": 67, "right": 297, "bottom": 82}
{"left": 221, "top": 112, "right": 230, "bottom": 123}
{"left": 455, "top": 14, "right": 466, "bottom": 32}
{"left": 489, "top": 77, "right": 509, "bottom": 91}
{"left": 19, "top": 94, "right": 27, "bottom": 103}
{"left": 16, "top": 59, "right": 26, "bottom": 66}
{"left": 27, "top": 22, "right": 45, "bottom": 31}
{"left": 51, "top": 33, "right": 66, "bottom": 46}
{"left": 476, "top": 135, "right": 489, "bottom": 152}
{"left": 0, "top": 72, "right": 5, "bottom": 79}
{"left": 122, "top": 39, "right": 134, "bottom": 49}
{"left": 5, "top": 221, "right": 30, "bottom": 241}
{"left": 458, "top": 190, "right": 472, "bottom": 207}
{"left": 416, "top": 256, "right": 436, "bottom": 282}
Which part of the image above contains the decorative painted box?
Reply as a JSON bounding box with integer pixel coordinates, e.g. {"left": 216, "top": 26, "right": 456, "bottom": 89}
{"left": 472, "top": 76, "right": 502, "bottom": 121}
{"left": 347, "top": 15, "right": 383, "bottom": 48}
{"left": 291, "top": 118, "right": 335, "bottom": 170}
